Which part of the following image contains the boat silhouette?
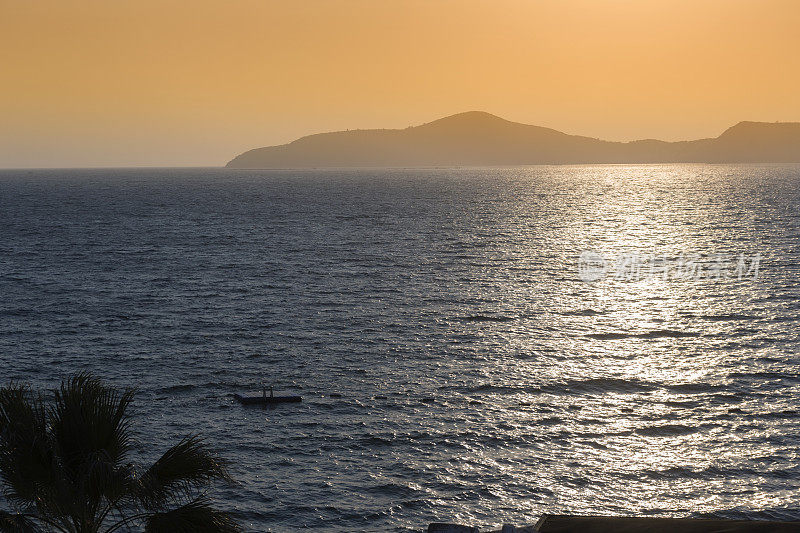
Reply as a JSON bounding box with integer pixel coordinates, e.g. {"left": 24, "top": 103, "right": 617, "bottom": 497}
{"left": 233, "top": 387, "right": 301, "bottom": 405}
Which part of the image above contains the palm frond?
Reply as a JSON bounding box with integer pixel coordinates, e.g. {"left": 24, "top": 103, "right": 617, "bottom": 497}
{"left": 143, "top": 497, "right": 239, "bottom": 533}
{"left": 50, "top": 373, "right": 135, "bottom": 475}
{"left": 78, "top": 458, "right": 136, "bottom": 507}
{"left": 1, "top": 375, "right": 239, "bottom": 533}
{"left": 0, "top": 510, "right": 38, "bottom": 533}
{"left": 137, "top": 437, "right": 230, "bottom": 509}
{"left": 0, "top": 384, "right": 54, "bottom": 505}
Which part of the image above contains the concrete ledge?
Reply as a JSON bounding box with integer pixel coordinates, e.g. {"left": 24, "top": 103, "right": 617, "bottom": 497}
{"left": 429, "top": 515, "right": 800, "bottom": 533}
{"left": 535, "top": 515, "right": 800, "bottom": 533}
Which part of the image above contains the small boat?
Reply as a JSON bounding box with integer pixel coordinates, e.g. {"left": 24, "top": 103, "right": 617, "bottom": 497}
{"left": 232, "top": 393, "right": 302, "bottom": 405}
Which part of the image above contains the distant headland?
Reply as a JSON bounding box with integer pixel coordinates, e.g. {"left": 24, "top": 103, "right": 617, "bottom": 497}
{"left": 226, "top": 111, "right": 800, "bottom": 168}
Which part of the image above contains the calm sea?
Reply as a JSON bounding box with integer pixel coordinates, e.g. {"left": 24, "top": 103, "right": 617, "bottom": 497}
{"left": 1, "top": 165, "right": 800, "bottom": 531}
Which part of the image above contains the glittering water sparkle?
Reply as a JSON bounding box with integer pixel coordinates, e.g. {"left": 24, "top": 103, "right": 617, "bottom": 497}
{"left": 1, "top": 165, "right": 800, "bottom": 531}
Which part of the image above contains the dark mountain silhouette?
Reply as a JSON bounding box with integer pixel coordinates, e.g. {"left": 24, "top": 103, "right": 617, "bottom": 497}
{"left": 226, "top": 111, "right": 800, "bottom": 168}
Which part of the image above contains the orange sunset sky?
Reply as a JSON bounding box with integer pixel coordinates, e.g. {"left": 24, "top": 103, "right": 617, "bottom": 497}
{"left": 1, "top": 0, "right": 799, "bottom": 168}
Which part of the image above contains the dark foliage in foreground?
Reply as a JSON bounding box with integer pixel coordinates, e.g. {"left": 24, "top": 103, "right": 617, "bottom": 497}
{"left": 0, "top": 374, "right": 239, "bottom": 533}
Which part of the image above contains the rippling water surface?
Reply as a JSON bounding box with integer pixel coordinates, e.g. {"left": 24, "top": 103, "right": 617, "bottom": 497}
{"left": 2, "top": 165, "right": 800, "bottom": 531}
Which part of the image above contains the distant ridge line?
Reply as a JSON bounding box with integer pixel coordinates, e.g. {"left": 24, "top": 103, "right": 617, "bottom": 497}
{"left": 226, "top": 112, "right": 800, "bottom": 168}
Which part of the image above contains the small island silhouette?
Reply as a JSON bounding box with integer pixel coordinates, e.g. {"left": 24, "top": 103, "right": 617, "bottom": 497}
{"left": 226, "top": 111, "right": 800, "bottom": 168}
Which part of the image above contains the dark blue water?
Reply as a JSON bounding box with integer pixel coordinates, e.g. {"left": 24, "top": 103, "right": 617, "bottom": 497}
{"left": 2, "top": 165, "right": 800, "bottom": 531}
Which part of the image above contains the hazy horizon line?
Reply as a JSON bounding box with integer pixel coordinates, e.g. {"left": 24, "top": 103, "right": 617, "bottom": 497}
{"left": 5, "top": 163, "right": 800, "bottom": 172}
{"left": 4, "top": 112, "right": 800, "bottom": 170}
